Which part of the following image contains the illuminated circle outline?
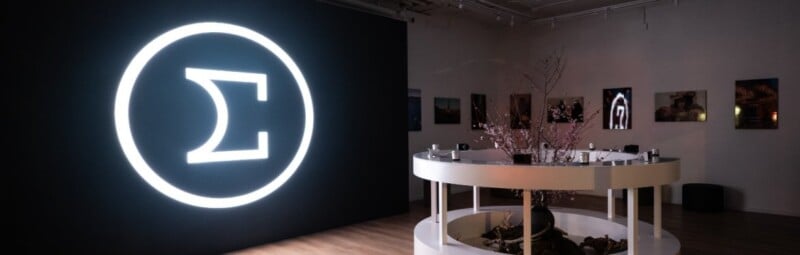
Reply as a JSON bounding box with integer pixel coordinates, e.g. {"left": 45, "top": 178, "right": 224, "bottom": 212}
{"left": 114, "top": 22, "right": 314, "bottom": 208}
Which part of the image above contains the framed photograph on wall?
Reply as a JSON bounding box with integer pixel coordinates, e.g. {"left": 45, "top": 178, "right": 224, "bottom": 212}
{"left": 547, "top": 96, "right": 584, "bottom": 123}
{"left": 408, "top": 89, "right": 421, "bottom": 131}
{"left": 471, "top": 94, "right": 487, "bottom": 130}
{"left": 603, "top": 87, "right": 632, "bottom": 130}
{"left": 434, "top": 97, "right": 460, "bottom": 124}
{"left": 510, "top": 93, "right": 531, "bottom": 129}
{"left": 655, "top": 90, "right": 707, "bottom": 122}
{"left": 735, "top": 78, "right": 778, "bottom": 129}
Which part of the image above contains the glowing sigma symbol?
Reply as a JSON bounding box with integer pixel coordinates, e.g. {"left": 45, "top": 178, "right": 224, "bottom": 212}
{"left": 609, "top": 92, "right": 629, "bottom": 129}
{"left": 114, "top": 22, "right": 314, "bottom": 208}
{"left": 185, "top": 67, "right": 269, "bottom": 164}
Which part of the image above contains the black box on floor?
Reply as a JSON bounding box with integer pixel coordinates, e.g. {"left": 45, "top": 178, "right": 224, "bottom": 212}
{"left": 682, "top": 183, "right": 725, "bottom": 212}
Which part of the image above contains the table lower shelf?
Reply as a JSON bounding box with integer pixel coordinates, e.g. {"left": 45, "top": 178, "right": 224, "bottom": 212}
{"left": 414, "top": 206, "right": 680, "bottom": 255}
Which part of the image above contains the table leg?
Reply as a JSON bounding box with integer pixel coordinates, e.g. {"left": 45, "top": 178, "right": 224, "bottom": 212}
{"left": 439, "top": 182, "right": 448, "bottom": 245}
{"left": 627, "top": 188, "right": 639, "bottom": 255}
{"left": 473, "top": 186, "right": 480, "bottom": 213}
{"left": 654, "top": 185, "right": 662, "bottom": 238}
{"left": 431, "top": 181, "right": 437, "bottom": 223}
{"left": 523, "top": 189, "right": 531, "bottom": 255}
{"left": 608, "top": 189, "right": 615, "bottom": 220}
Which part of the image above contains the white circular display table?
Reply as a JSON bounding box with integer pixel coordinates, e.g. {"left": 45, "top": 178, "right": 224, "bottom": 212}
{"left": 413, "top": 149, "right": 680, "bottom": 255}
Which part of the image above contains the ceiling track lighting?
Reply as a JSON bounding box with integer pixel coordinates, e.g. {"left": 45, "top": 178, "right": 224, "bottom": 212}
{"left": 448, "top": 0, "right": 669, "bottom": 28}
{"left": 468, "top": 0, "right": 536, "bottom": 25}
{"left": 531, "top": 0, "right": 660, "bottom": 26}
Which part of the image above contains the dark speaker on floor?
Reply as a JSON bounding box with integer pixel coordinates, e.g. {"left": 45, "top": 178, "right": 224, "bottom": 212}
{"left": 682, "top": 183, "right": 725, "bottom": 212}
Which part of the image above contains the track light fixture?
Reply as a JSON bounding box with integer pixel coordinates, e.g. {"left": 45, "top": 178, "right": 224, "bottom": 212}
{"left": 643, "top": 7, "right": 648, "bottom": 30}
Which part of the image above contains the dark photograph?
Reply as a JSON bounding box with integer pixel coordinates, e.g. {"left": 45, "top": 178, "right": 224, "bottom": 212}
{"left": 655, "top": 90, "right": 707, "bottom": 122}
{"left": 735, "top": 78, "right": 778, "bottom": 129}
{"left": 471, "top": 94, "right": 487, "bottom": 130}
{"left": 547, "top": 97, "right": 584, "bottom": 123}
{"left": 434, "top": 97, "right": 460, "bottom": 124}
{"left": 510, "top": 94, "right": 531, "bottom": 129}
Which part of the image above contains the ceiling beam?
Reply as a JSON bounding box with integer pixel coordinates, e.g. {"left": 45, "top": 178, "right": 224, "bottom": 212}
{"left": 319, "top": 0, "right": 404, "bottom": 20}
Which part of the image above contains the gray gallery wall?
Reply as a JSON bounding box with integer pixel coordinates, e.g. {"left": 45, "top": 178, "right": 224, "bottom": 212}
{"left": 406, "top": 11, "right": 515, "bottom": 201}
{"left": 501, "top": 0, "right": 799, "bottom": 216}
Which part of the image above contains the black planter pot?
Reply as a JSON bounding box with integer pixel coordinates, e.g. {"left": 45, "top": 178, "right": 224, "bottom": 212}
{"left": 531, "top": 205, "right": 555, "bottom": 234}
{"left": 513, "top": 153, "right": 532, "bottom": 164}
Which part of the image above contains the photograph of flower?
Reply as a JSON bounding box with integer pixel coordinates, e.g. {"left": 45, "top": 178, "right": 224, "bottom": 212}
{"left": 603, "top": 87, "right": 632, "bottom": 130}
{"left": 471, "top": 94, "right": 487, "bottom": 130}
{"left": 736, "top": 78, "right": 778, "bottom": 129}
{"left": 434, "top": 97, "right": 460, "bottom": 124}
{"left": 408, "top": 89, "right": 421, "bottom": 131}
{"left": 655, "top": 90, "right": 707, "bottom": 122}
{"left": 547, "top": 97, "right": 584, "bottom": 123}
{"left": 510, "top": 93, "right": 531, "bottom": 129}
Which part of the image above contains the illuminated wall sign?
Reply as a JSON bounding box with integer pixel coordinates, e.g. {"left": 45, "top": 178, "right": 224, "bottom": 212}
{"left": 184, "top": 67, "right": 269, "bottom": 164}
{"left": 603, "top": 87, "right": 632, "bottom": 130}
{"left": 114, "top": 22, "right": 314, "bottom": 208}
{"left": 609, "top": 93, "right": 629, "bottom": 129}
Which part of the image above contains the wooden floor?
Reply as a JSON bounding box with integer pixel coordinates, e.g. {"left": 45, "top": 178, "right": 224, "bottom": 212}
{"left": 231, "top": 189, "right": 800, "bottom": 255}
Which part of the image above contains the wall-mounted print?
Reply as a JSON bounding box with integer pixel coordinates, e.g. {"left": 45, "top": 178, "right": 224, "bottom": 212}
{"left": 471, "top": 94, "right": 487, "bottom": 130}
{"left": 434, "top": 97, "right": 460, "bottom": 124}
{"left": 655, "top": 90, "right": 707, "bottom": 122}
{"left": 510, "top": 93, "right": 531, "bottom": 129}
{"left": 547, "top": 97, "right": 584, "bottom": 123}
{"left": 603, "top": 87, "right": 632, "bottom": 130}
{"left": 408, "top": 89, "right": 421, "bottom": 131}
{"left": 735, "top": 78, "right": 778, "bottom": 129}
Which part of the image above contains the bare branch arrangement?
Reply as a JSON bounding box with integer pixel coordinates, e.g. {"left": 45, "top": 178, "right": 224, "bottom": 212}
{"left": 480, "top": 49, "right": 599, "bottom": 164}
{"left": 478, "top": 49, "right": 600, "bottom": 206}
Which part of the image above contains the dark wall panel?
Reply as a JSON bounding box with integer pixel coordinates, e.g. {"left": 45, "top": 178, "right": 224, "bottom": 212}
{"left": 6, "top": 1, "right": 408, "bottom": 254}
